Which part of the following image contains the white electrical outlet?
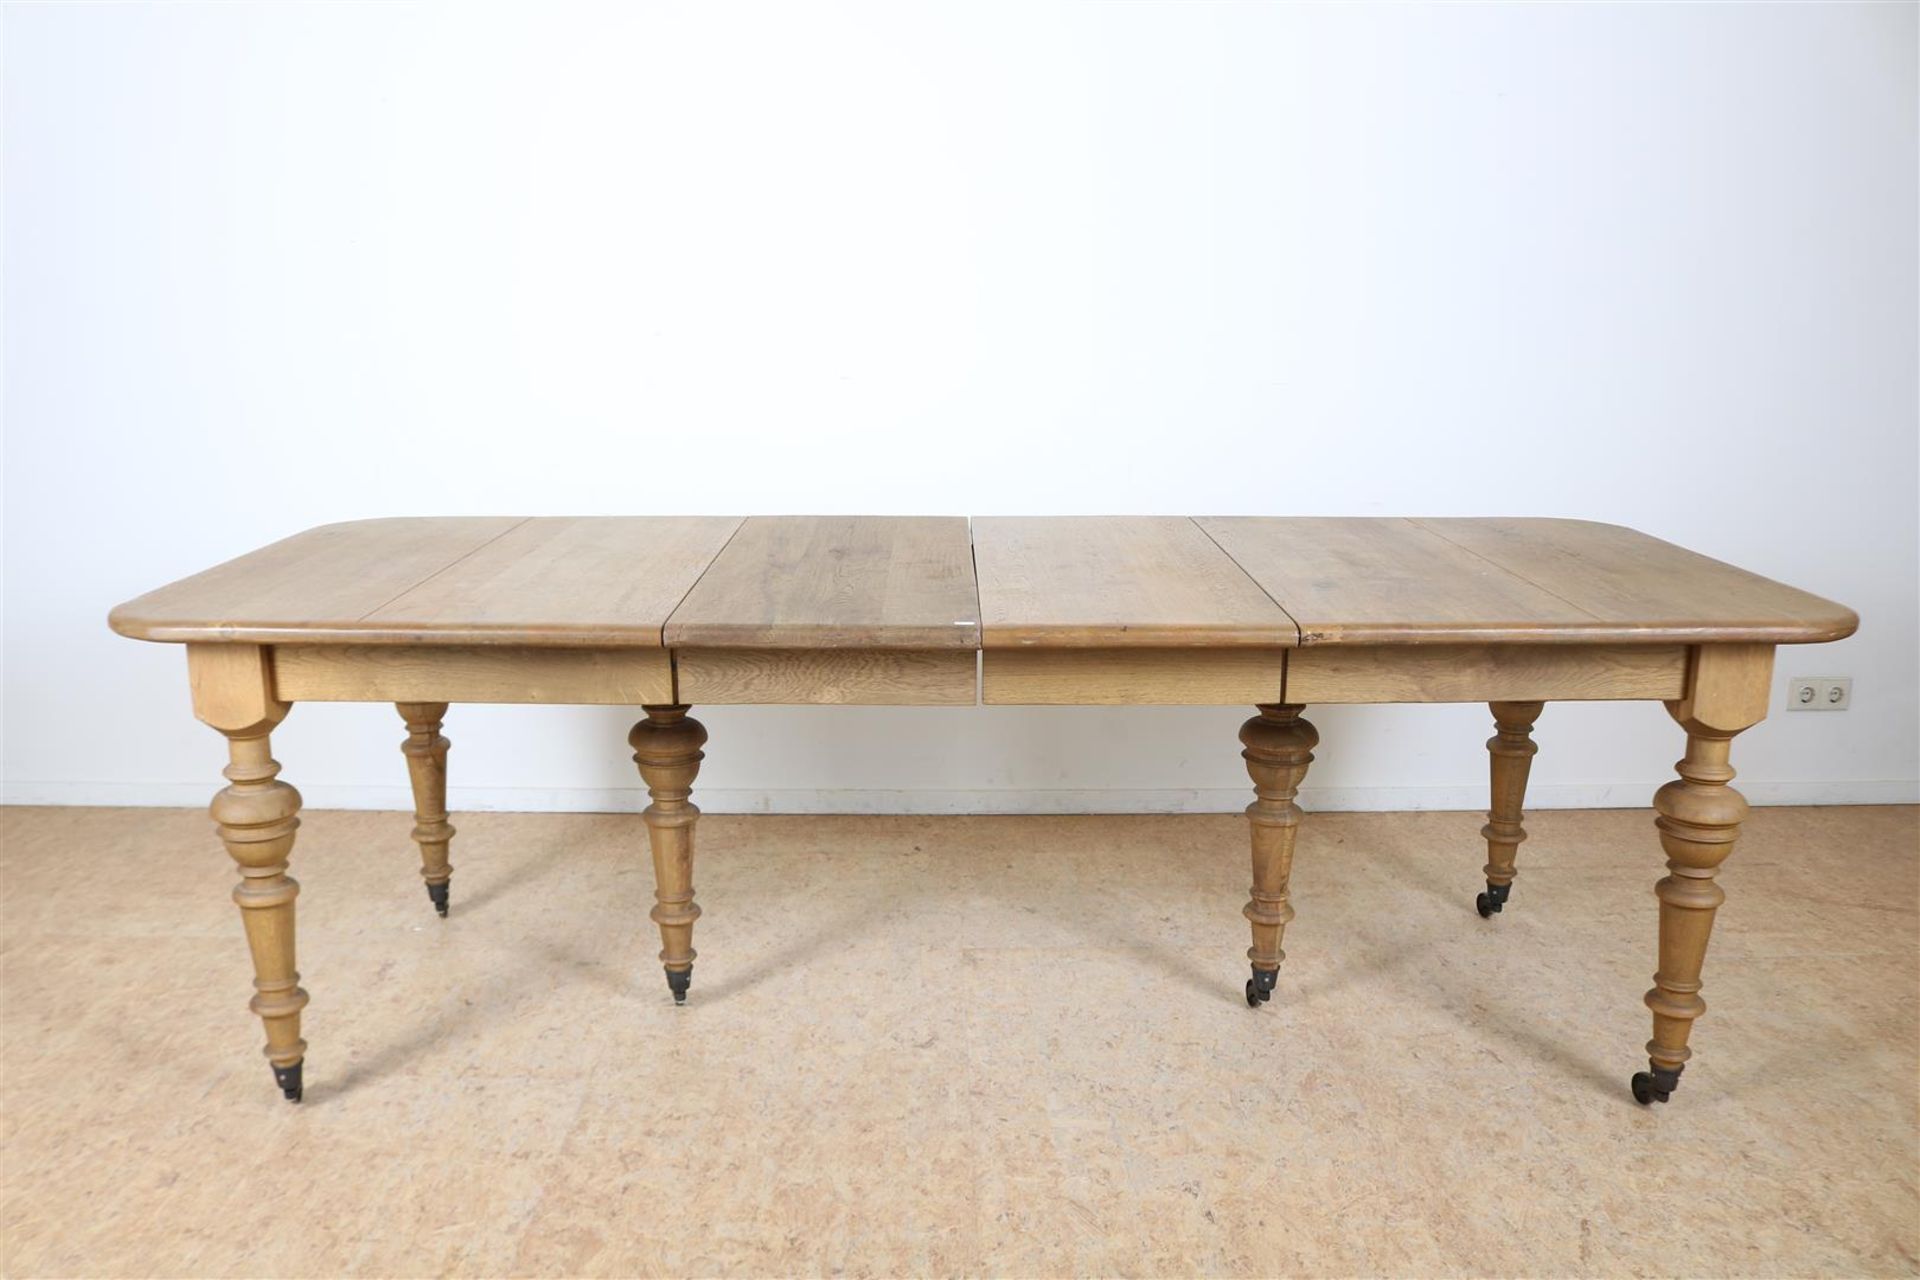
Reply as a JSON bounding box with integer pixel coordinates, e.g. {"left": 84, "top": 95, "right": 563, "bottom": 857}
{"left": 1787, "top": 677, "right": 1851, "bottom": 711}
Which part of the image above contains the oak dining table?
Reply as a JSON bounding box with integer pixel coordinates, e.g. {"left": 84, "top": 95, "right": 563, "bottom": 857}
{"left": 108, "top": 515, "right": 1857, "bottom": 1107}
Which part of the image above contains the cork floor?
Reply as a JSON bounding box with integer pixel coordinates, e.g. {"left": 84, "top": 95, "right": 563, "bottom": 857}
{"left": 2, "top": 804, "right": 1916, "bottom": 1278}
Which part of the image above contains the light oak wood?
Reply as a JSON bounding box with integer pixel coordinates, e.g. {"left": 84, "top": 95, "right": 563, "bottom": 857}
{"left": 1409, "top": 519, "right": 1859, "bottom": 645}
{"left": 213, "top": 729, "right": 308, "bottom": 1101}
{"left": 189, "top": 644, "right": 308, "bottom": 1101}
{"left": 116, "top": 517, "right": 1855, "bottom": 651}
{"left": 973, "top": 517, "right": 1297, "bottom": 648}
{"left": 115, "top": 518, "right": 1858, "bottom": 1105}
{"left": 1672, "top": 642, "right": 1776, "bottom": 733}
{"left": 1481, "top": 701, "right": 1543, "bottom": 906}
{"left": 365, "top": 516, "right": 742, "bottom": 646}
{"left": 982, "top": 647, "right": 1283, "bottom": 705}
{"left": 188, "top": 643, "right": 285, "bottom": 734}
{"left": 272, "top": 645, "right": 674, "bottom": 705}
{"left": 112, "top": 516, "right": 740, "bottom": 647}
{"left": 1240, "top": 705, "right": 1317, "bottom": 1004}
{"left": 665, "top": 516, "right": 979, "bottom": 649}
{"left": 1198, "top": 517, "right": 1599, "bottom": 645}
{"left": 112, "top": 518, "right": 525, "bottom": 645}
{"left": 396, "top": 703, "right": 455, "bottom": 917}
{"left": 1284, "top": 643, "right": 1686, "bottom": 704}
{"left": 1636, "top": 644, "right": 1776, "bottom": 1104}
{"left": 676, "top": 648, "right": 976, "bottom": 705}
{"left": 630, "top": 706, "right": 707, "bottom": 1004}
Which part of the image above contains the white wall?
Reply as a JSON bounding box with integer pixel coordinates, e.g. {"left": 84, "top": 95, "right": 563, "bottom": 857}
{"left": 6, "top": 1, "right": 1916, "bottom": 816}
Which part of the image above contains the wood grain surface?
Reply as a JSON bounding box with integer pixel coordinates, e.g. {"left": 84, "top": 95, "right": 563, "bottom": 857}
{"left": 365, "top": 517, "right": 742, "bottom": 646}
{"left": 111, "top": 515, "right": 1857, "bottom": 656}
{"left": 972, "top": 517, "right": 1298, "bottom": 648}
{"left": 109, "top": 518, "right": 525, "bottom": 644}
{"left": 271, "top": 644, "right": 675, "bottom": 704}
{"left": 1406, "top": 518, "right": 1858, "bottom": 645}
{"left": 1196, "top": 517, "right": 1597, "bottom": 644}
{"left": 981, "top": 647, "right": 1285, "bottom": 704}
{"left": 663, "top": 516, "right": 980, "bottom": 649}
{"left": 674, "top": 648, "right": 977, "bottom": 704}
{"left": 1283, "top": 642, "right": 1688, "bottom": 704}
{"left": 1199, "top": 517, "right": 1855, "bottom": 646}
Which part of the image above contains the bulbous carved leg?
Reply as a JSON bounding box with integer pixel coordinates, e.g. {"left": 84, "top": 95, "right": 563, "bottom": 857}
{"left": 213, "top": 729, "right": 309, "bottom": 1102}
{"left": 1629, "top": 643, "right": 1772, "bottom": 1105}
{"left": 397, "top": 702, "right": 455, "bottom": 917}
{"left": 630, "top": 706, "right": 707, "bottom": 1005}
{"left": 1240, "top": 704, "right": 1318, "bottom": 1008}
{"left": 1635, "top": 722, "right": 1749, "bottom": 1105}
{"left": 1478, "top": 700, "right": 1543, "bottom": 918}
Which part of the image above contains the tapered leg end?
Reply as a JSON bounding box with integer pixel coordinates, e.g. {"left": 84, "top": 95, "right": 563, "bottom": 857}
{"left": 426, "top": 881, "right": 450, "bottom": 918}
{"left": 272, "top": 1060, "right": 304, "bottom": 1103}
{"left": 665, "top": 967, "right": 692, "bottom": 1005}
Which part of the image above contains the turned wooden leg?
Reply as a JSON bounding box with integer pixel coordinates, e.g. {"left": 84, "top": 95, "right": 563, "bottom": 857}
{"left": 629, "top": 705, "right": 707, "bottom": 1004}
{"left": 1239, "top": 704, "right": 1318, "bottom": 1008}
{"left": 215, "top": 729, "right": 308, "bottom": 1101}
{"left": 396, "top": 702, "right": 455, "bottom": 917}
{"left": 1477, "top": 700, "right": 1543, "bottom": 918}
{"left": 188, "top": 644, "right": 309, "bottom": 1102}
{"left": 1634, "top": 644, "right": 1772, "bottom": 1105}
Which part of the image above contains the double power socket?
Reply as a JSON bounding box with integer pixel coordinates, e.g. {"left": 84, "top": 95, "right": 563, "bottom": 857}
{"left": 1787, "top": 676, "right": 1852, "bottom": 711}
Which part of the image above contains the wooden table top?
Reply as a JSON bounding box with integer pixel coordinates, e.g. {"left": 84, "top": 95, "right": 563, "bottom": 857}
{"left": 972, "top": 517, "right": 1296, "bottom": 648}
{"left": 109, "top": 516, "right": 1857, "bottom": 650}
{"left": 666, "top": 516, "right": 980, "bottom": 650}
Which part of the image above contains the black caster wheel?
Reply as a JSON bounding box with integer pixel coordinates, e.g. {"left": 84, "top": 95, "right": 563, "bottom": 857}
{"left": 665, "top": 967, "right": 692, "bottom": 1006}
{"left": 272, "top": 1061, "right": 304, "bottom": 1104}
{"left": 1245, "top": 966, "right": 1277, "bottom": 1008}
{"left": 1476, "top": 881, "right": 1510, "bottom": 918}
{"left": 426, "top": 882, "right": 450, "bottom": 918}
{"left": 1631, "top": 1064, "right": 1681, "bottom": 1105}
{"left": 1475, "top": 892, "right": 1495, "bottom": 919}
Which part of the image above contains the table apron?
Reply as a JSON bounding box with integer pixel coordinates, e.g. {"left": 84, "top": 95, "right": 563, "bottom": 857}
{"left": 271, "top": 644, "right": 675, "bottom": 705}
{"left": 674, "top": 648, "right": 977, "bottom": 705}
{"left": 983, "top": 647, "right": 1286, "bottom": 705}
{"left": 1285, "top": 642, "right": 1689, "bottom": 704}
{"left": 263, "top": 640, "right": 1696, "bottom": 708}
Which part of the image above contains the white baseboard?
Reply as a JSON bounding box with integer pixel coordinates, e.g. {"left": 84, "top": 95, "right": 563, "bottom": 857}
{"left": 5, "top": 779, "right": 1915, "bottom": 813}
